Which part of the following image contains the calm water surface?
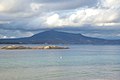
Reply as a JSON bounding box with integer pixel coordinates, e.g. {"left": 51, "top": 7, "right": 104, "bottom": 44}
{"left": 0, "top": 45, "right": 120, "bottom": 80}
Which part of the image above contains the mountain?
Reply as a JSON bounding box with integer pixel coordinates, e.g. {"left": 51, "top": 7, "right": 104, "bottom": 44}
{"left": 0, "top": 30, "right": 120, "bottom": 44}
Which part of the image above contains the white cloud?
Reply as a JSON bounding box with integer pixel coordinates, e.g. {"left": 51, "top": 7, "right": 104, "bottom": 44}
{"left": 12, "top": 31, "right": 34, "bottom": 37}
{"left": 0, "top": 0, "right": 120, "bottom": 38}
{"left": 2, "top": 36, "right": 7, "bottom": 39}
{"left": 101, "top": 0, "right": 120, "bottom": 8}
{"left": 0, "top": 21, "right": 10, "bottom": 24}
{"left": 0, "top": 1, "right": 43, "bottom": 26}
{"left": 0, "top": 0, "right": 119, "bottom": 30}
{"left": 44, "top": 0, "right": 120, "bottom": 28}
{"left": 0, "top": 34, "right": 15, "bottom": 39}
{"left": 0, "top": 29, "right": 34, "bottom": 39}
{"left": 30, "top": 3, "right": 43, "bottom": 12}
{"left": 0, "top": 4, "right": 4, "bottom": 11}
{"left": 83, "top": 32, "right": 120, "bottom": 39}
{"left": 46, "top": 14, "right": 61, "bottom": 27}
{"left": 0, "top": 0, "right": 25, "bottom": 12}
{"left": 0, "top": 0, "right": 98, "bottom": 26}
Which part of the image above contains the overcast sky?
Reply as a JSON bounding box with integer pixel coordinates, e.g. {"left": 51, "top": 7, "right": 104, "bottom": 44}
{"left": 0, "top": 0, "right": 120, "bottom": 39}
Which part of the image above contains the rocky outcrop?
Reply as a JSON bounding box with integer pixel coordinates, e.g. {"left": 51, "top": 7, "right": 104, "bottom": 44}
{"left": 0, "top": 45, "right": 69, "bottom": 50}
{"left": 44, "top": 46, "right": 69, "bottom": 49}
{"left": 0, "top": 45, "right": 31, "bottom": 50}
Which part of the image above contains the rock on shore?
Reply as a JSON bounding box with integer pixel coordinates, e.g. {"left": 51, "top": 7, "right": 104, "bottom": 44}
{"left": 0, "top": 45, "right": 69, "bottom": 50}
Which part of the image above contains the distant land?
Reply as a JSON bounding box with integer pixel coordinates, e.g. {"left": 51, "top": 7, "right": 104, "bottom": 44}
{"left": 0, "top": 30, "right": 120, "bottom": 45}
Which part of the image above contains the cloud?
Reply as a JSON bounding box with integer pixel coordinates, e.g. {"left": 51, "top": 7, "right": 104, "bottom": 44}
{"left": 0, "top": 29, "right": 34, "bottom": 39}
{"left": 0, "top": 0, "right": 30, "bottom": 12}
{"left": 0, "top": 0, "right": 98, "bottom": 24}
{"left": 30, "top": 2, "right": 44, "bottom": 12}
{"left": 46, "top": 14, "right": 61, "bottom": 27}
{"left": 0, "top": 35, "right": 15, "bottom": 39}
{"left": 0, "top": 0, "right": 42, "bottom": 25}
{"left": 44, "top": 0, "right": 120, "bottom": 28}
{"left": 101, "top": 0, "right": 120, "bottom": 8}
{"left": 0, "top": 4, "right": 4, "bottom": 11}
{"left": 0, "top": 0, "right": 120, "bottom": 39}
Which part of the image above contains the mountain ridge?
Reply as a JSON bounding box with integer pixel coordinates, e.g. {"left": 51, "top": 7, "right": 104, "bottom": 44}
{"left": 0, "top": 30, "right": 120, "bottom": 44}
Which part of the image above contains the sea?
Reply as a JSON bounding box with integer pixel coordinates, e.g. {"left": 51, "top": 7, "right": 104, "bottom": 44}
{"left": 0, "top": 44, "right": 120, "bottom": 80}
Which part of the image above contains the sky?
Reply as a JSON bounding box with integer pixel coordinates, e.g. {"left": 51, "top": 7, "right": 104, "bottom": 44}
{"left": 0, "top": 0, "right": 120, "bottom": 39}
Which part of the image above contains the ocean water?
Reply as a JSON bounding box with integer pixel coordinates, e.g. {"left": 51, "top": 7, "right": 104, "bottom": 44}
{"left": 0, "top": 45, "right": 120, "bottom": 80}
